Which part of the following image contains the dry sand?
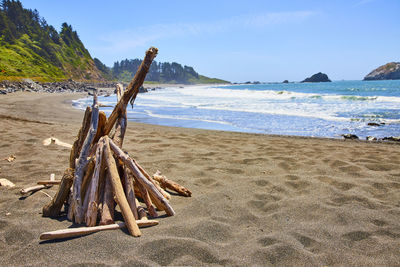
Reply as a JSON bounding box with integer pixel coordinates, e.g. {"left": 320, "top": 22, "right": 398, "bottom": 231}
{"left": 0, "top": 92, "right": 399, "bottom": 266}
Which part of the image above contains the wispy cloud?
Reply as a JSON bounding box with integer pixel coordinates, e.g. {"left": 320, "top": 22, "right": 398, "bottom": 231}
{"left": 95, "top": 11, "right": 317, "bottom": 54}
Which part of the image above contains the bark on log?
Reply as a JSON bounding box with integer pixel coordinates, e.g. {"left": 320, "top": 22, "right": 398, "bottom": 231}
{"left": 42, "top": 168, "right": 74, "bottom": 217}
{"left": 85, "top": 139, "right": 104, "bottom": 226}
{"left": 104, "top": 47, "right": 158, "bottom": 135}
{"left": 99, "top": 173, "right": 115, "bottom": 225}
{"left": 108, "top": 138, "right": 175, "bottom": 216}
{"left": 20, "top": 185, "right": 52, "bottom": 195}
{"left": 69, "top": 107, "right": 92, "bottom": 169}
{"left": 104, "top": 137, "right": 141, "bottom": 237}
{"left": 40, "top": 220, "right": 158, "bottom": 241}
{"left": 71, "top": 93, "right": 99, "bottom": 224}
{"left": 123, "top": 167, "right": 139, "bottom": 220}
{"left": 153, "top": 171, "right": 192, "bottom": 197}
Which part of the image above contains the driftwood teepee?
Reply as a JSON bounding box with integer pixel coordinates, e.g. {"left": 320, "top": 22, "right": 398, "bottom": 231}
{"left": 41, "top": 47, "right": 191, "bottom": 239}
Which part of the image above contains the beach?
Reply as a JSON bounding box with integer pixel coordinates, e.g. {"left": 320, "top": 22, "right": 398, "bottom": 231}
{"left": 0, "top": 91, "right": 399, "bottom": 266}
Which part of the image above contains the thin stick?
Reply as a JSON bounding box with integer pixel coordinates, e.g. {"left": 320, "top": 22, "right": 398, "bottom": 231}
{"left": 40, "top": 220, "right": 158, "bottom": 241}
{"left": 20, "top": 185, "right": 52, "bottom": 195}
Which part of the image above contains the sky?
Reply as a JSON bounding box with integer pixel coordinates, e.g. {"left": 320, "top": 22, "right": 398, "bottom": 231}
{"left": 20, "top": 0, "right": 400, "bottom": 82}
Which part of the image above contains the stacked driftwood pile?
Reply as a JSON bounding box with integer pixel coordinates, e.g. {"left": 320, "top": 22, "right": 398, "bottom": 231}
{"left": 40, "top": 47, "right": 191, "bottom": 240}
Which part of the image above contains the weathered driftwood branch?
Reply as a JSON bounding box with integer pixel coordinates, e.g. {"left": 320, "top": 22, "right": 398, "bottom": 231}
{"left": 104, "top": 137, "right": 141, "bottom": 237}
{"left": 20, "top": 185, "right": 52, "bottom": 195}
{"left": 108, "top": 137, "right": 175, "bottom": 216}
{"left": 42, "top": 168, "right": 74, "bottom": 217}
{"left": 104, "top": 47, "right": 158, "bottom": 135}
{"left": 99, "top": 175, "right": 115, "bottom": 225}
{"left": 71, "top": 92, "right": 99, "bottom": 224}
{"left": 123, "top": 167, "right": 139, "bottom": 220}
{"left": 154, "top": 171, "right": 192, "bottom": 197}
{"left": 85, "top": 139, "right": 104, "bottom": 226}
{"left": 80, "top": 158, "right": 95, "bottom": 200}
{"left": 69, "top": 107, "right": 92, "bottom": 169}
{"left": 40, "top": 220, "right": 159, "bottom": 241}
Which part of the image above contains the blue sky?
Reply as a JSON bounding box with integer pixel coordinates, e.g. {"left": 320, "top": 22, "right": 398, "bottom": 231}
{"left": 20, "top": 0, "right": 400, "bottom": 82}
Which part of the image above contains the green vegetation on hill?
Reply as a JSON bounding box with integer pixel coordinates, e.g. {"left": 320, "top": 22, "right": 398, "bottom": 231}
{"left": 112, "top": 59, "right": 229, "bottom": 84}
{"left": 0, "top": 0, "right": 104, "bottom": 81}
{"left": 0, "top": 0, "right": 228, "bottom": 83}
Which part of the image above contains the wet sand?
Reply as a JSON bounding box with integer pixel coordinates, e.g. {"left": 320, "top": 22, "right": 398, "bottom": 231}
{"left": 0, "top": 92, "right": 399, "bottom": 266}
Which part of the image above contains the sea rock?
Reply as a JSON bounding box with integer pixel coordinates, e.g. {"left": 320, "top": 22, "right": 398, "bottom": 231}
{"left": 363, "top": 62, "right": 400, "bottom": 81}
{"left": 366, "top": 136, "right": 377, "bottom": 141}
{"left": 367, "top": 122, "right": 385, "bottom": 127}
{"left": 342, "top": 134, "right": 359, "bottom": 140}
{"left": 301, "top": 72, "right": 331, "bottom": 83}
{"left": 282, "top": 80, "right": 289, "bottom": 83}
{"left": 382, "top": 136, "right": 400, "bottom": 142}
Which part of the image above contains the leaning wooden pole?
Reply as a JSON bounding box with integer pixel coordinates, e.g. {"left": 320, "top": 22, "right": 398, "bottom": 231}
{"left": 103, "top": 47, "right": 158, "bottom": 135}
{"left": 103, "top": 137, "right": 141, "bottom": 237}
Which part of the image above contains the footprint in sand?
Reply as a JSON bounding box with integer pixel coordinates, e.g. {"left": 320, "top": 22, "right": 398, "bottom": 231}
{"left": 342, "top": 231, "right": 371, "bottom": 241}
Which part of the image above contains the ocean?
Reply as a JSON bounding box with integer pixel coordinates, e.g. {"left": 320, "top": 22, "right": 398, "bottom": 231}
{"left": 73, "top": 80, "right": 400, "bottom": 139}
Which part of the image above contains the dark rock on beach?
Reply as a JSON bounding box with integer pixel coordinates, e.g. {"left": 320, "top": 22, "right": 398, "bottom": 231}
{"left": 363, "top": 62, "right": 400, "bottom": 81}
{"left": 342, "top": 134, "right": 359, "bottom": 140}
{"left": 301, "top": 72, "right": 331, "bottom": 83}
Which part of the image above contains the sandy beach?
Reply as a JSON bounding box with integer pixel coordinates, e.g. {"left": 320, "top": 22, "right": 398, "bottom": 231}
{"left": 0, "top": 91, "right": 399, "bottom": 266}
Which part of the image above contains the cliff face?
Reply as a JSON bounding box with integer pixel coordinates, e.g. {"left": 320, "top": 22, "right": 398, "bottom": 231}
{"left": 301, "top": 72, "right": 331, "bottom": 83}
{"left": 363, "top": 62, "right": 400, "bottom": 81}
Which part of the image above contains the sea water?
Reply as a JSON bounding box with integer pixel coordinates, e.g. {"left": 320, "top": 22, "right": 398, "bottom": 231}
{"left": 73, "top": 80, "right": 400, "bottom": 139}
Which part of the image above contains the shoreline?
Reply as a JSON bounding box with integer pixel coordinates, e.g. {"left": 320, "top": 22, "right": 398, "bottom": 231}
{"left": 0, "top": 92, "right": 399, "bottom": 266}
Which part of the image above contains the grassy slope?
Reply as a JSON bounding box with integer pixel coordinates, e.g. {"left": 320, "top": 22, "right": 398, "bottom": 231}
{"left": 0, "top": 34, "right": 104, "bottom": 82}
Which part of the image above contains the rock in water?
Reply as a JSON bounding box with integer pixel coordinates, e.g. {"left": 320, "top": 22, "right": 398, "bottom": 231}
{"left": 364, "top": 62, "right": 400, "bottom": 80}
{"left": 301, "top": 72, "right": 331, "bottom": 83}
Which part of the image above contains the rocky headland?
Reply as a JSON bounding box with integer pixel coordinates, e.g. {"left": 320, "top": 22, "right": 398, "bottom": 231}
{"left": 363, "top": 62, "right": 400, "bottom": 80}
{"left": 301, "top": 72, "right": 331, "bottom": 83}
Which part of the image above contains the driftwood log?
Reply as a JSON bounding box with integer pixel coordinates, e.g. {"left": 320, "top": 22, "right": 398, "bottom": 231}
{"left": 40, "top": 220, "right": 159, "bottom": 241}
{"left": 41, "top": 47, "right": 192, "bottom": 239}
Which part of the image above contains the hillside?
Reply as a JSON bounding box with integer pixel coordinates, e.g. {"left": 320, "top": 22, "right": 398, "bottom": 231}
{"left": 0, "top": 0, "right": 104, "bottom": 81}
{"left": 364, "top": 62, "right": 400, "bottom": 81}
{"left": 112, "top": 59, "right": 229, "bottom": 84}
{"left": 0, "top": 0, "right": 228, "bottom": 84}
